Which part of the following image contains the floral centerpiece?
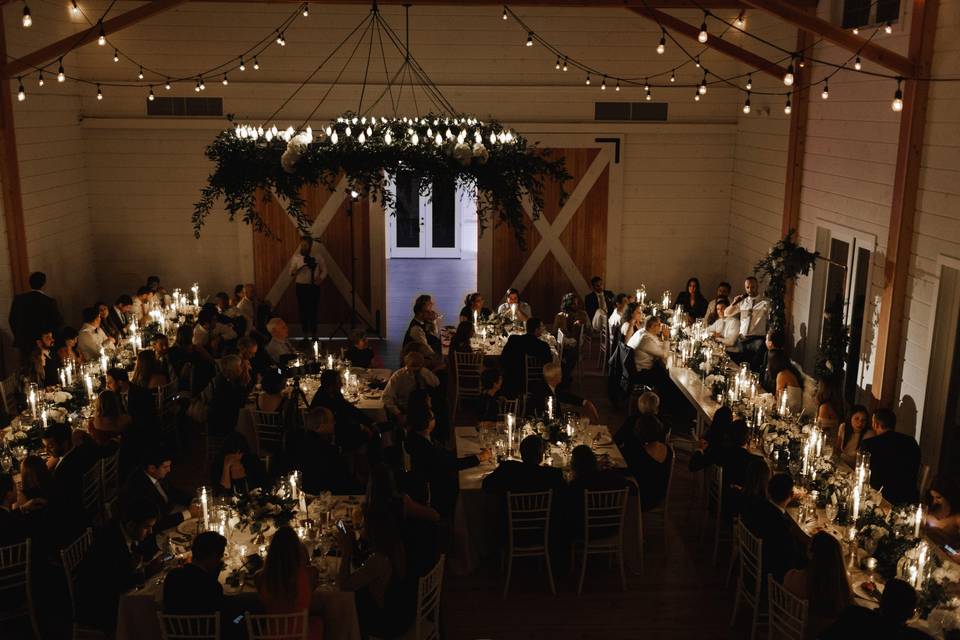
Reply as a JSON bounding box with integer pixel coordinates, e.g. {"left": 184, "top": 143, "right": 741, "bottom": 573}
{"left": 233, "top": 487, "right": 297, "bottom": 534}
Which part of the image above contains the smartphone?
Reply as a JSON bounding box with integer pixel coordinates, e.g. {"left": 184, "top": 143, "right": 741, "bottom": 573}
{"left": 336, "top": 519, "right": 348, "bottom": 537}
{"left": 945, "top": 544, "right": 957, "bottom": 555}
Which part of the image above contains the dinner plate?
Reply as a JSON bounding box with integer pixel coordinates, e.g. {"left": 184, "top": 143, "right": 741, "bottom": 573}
{"left": 852, "top": 580, "right": 881, "bottom": 603}
{"left": 176, "top": 519, "right": 202, "bottom": 536}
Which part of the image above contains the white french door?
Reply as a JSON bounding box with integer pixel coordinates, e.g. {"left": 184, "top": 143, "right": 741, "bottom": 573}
{"left": 387, "top": 175, "right": 472, "bottom": 258}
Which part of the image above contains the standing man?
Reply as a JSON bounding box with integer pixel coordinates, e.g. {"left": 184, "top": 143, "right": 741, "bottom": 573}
{"left": 584, "top": 276, "right": 615, "bottom": 327}
{"left": 725, "top": 276, "right": 771, "bottom": 372}
{"left": 289, "top": 236, "right": 327, "bottom": 339}
{"left": 9, "top": 271, "right": 62, "bottom": 361}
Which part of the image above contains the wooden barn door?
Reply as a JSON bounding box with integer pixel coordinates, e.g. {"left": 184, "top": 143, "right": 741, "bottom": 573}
{"left": 253, "top": 177, "right": 385, "bottom": 337}
{"left": 482, "top": 135, "right": 621, "bottom": 319}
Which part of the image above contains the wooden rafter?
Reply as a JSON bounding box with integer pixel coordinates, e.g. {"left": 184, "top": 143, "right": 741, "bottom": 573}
{"left": 739, "top": 0, "right": 915, "bottom": 77}
{"left": 871, "top": 0, "right": 939, "bottom": 406}
{"left": 630, "top": 5, "right": 787, "bottom": 79}
{"left": 107, "top": 0, "right": 815, "bottom": 7}
{"left": 3, "top": 0, "right": 188, "bottom": 79}
{"left": 0, "top": 12, "right": 30, "bottom": 294}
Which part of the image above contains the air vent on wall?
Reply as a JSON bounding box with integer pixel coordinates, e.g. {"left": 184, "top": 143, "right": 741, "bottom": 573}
{"left": 595, "top": 102, "right": 668, "bottom": 122}
{"left": 146, "top": 97, "right": 223, "bottom": 116}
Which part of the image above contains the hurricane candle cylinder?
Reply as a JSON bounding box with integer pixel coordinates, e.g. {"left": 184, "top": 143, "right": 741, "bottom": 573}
{"left": 200, "top": 486, "right": 210, "bottom": 530}
{"left": 99, "top": 347, "right": 108, "bottom": 374}
{"left": 506, "top": 413, "right": 515, "bottom": 456}
{"left": 546, "top": 397, "right": 554, "bottom": 420}
{"left": 914, "top": 504, "right": 925, "bottom": 538}
{"left": 314, "top": 341, "right": 319, "bottom": 360}
{"left": 28, "top": 384, "right": 37, "bottom": 418}
{"left": 327, "top": 354, "right": 334, "bottom": 370}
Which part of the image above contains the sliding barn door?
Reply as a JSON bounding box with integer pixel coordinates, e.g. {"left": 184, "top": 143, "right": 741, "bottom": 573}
{"left": 253, "top": 179, "right": 385, "bottom": 336}
{"left": 483, "top": 137, "right": 620, "bottom": 321}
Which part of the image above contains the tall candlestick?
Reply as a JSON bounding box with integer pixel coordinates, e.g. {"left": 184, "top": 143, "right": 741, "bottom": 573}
{"left": 507, "top": 413, "right": 515, "bottom": 455}
{"left": 84, "top": 374, "right": 94, "bottom": 402}
{"left": 327, "top": 354, "right": 334, "bottom": 370}
{"left": 28, "top": 385, "right": 37, "bottom": 418}
{"left": 100, "top": 347, "right": 108, "bottom": 374}
{"left": 546, "top": 396, "right": 554, "bottom": 420}
{"left": 511, "top": 303, "right": 517, "bottom": 321}
{"left": 915, "top": 504, "right": 924, "bottom": 538}
{"left": 201, "top": 487, "right": 210, "bottom": 530}
{"left": 313, "top": 341, "right": 319, "bottom": 360}
{"left": 289, "top": 472, "right": 298, "bottom": 501}
{"left": 41, "top": 409, "right": 47, "bottom": 430}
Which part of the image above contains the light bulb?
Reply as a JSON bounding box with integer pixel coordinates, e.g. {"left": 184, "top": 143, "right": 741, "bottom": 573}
{"left": 743, "top": 94, "right": 751, "bottom": 114}
{"left": 670, "top": 70, "right": 676, "bottom": 83}
{"left": 699, "top": 76, "right": 707, "bottom": 95}
{"left": 852, "top": 27, "right": 859, "bottom": 35}
{"left": 615, "top": 80, "right": 620, "bottom": 92}
{"left": 854, "top": 56, "right": 862, "bottom": 71}
{"left": 694, "top": 91, "right": 701, "bottom": 102}
{"left": 585, "top": 74, "right": 591, "bottom": 86}
{"left": 345, "top": 126, "right": 352, "bottom": 137}
{"left": 164, "top": 80, "right": 171, "bottom": 90}
{"left": 526, "top": 32, "right": 533, "bottom": 47}
{"left": 698, "top": 17, "right": 708, "bottom": 43}
{"left": 331, "top": 131, "right": 338, "bottom": 144}
{"left": 884, "top": 22, "right": 893, "bottom": 34}
{"left": 645, "top": 88, "right": 651, "bottom": 101}
{"left": 199, "top": 78, "right": 205, "bottom": 90}
{"left": 253, "top": 58, "right": 260, "bottom": 70}
{"left": 502, "top": 7, "right": 507, "bottom": 20}
{"left": 644, "top": 80, "right": 650, "bottom": 92}
{"left": 37, "top": 71, "right": 43, "bottom": 87}
{"left": 277, "top": 32, "right": 285, "bottom": 46}
{"left": 601, "top": 77, "right": 607, "bottom": 90}
{"left": 657, "top": 32, "right": 665, "bottom": 55}
{"left": 96, "top": 85, "right": 102, "bottom": 100}
{"left": 695, "top": 57, "right": 701, "bottom": 68}
{"left": 302, "top": 3, "right": 308, "bottom": 16}
{"left": 148, "top": 87, "right": 154, "bottom": 101}
{"left": 821, "top": 83, "right": 829, "bottom": 100}
{"left": 97, "top": 21, "right": 105, "bottom": 45}
{"left": 434, "top": 132, "right": 442, "bottom": 145}
{"left": 22, "top": 4, "right": 32, "bottom": 28}
{"left": 384, "top": 131, "right": 392, "bottom": 145}
{"left": 17, "top": 78, "right": 25, "bottom": 101}
{"left": 70, "top": 0, "right": 79, "bottom": 15}
{"left": 892, "top": 81, "right": 903, "bottom": 112}
{"left": 113, "top": 50, "right": 119, "bottom": 62}
{"left": 562, "top": 58, "right": 568, "bottom": 72}
{"left": 746, "top": 74, "right": 752, "bottom": 90}
{"left": 555, "top": 58, "right": 560, "bottom": 70}
{"left": 222, "top": 74, "right": 228, "bottom": 86}
{"left": 358, "top": 132, "right": 365, "bottom": 144}
{"left": 783, "top": 63, "right": 794, "bottom": 86}
{"left": 784, "top": 97, "right": 792, "bottom": 115}
{"left": 410, "top": 132, "right": 418, "bottom": 145}
{"left": 57, "top": 60, "right": 65, "bottom": 82}
{"left": 735, "top": 12, "right": 745, "bottom": 28}
{"left": 656, "top": 41, "right": 665, "bottom": 55}
{"left": 194, "top": 80, "right": 201, "bottom": 92}
{"left": 239, "top": 58, "right": 246, "bottom": 71}
{"left": 137, "top": 67, "right": 144, "bottom": 80}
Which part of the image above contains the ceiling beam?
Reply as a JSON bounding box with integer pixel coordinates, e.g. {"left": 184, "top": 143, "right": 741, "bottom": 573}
{"left": 739, "top": 0, "right": 915, "bottom": 77}
{"left": 106, "top": 0, "right": 819, "bottom": 6}
{"left": 630, "top": 6, "right": 787, "bottom": 79}
{"left": 3, "top": 0, "right": 188, "bottom": 79}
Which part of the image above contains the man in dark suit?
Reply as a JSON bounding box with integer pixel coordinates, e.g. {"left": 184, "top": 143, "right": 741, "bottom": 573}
{"left": 310, "top": 369, "right": 374, "bottom": 453}
{"left": 525, "top": 362, "right": 600, "bottom": 424}
{"left": 106, "top": 366, "right": 158, "bottom": 431}
{"left": 405, "top": 390, "right": 490, "bottom": 516}
{"left": 103, "top": 294, "right": 134, "bottom": 341}
{"left": 163, "top": 531, "right": 228, "bottom": 615}
{"left": 75, "top": 500, "right": 160, "bottom": 634}
{"left": 584, "top": 276, "right": 615, "bottom": 324}
{"left": 859, "top": 408, "right": 922, "bottom": 505}
{"left": 121, "top": 450, "right": 199, "bottom": 533}
{"left": 500, "top": 317, "right": 554, "bottom": 398}
{"left": 482, "top": 434, "right": 565, "bottom": 496}
{"left": 741, "top": 473, "right": 805, "bottom": 584}
{"left": 42, "top": 422, "right": 98, "bottom": 541}
{"left": 8, "top": 271, "right": 62, "bottom": 358}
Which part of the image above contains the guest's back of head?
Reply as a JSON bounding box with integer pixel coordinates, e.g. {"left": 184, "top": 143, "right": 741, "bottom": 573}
{"left": 769, "top": 473, "right": 793, "bottom": 505}
{"left": 879, "top": 578, "right": 917, "bottom": 626}
{"left": 570, "top": 444, "right": 598, "bottom": 479}
{"left": 519, "top": 434, "right": 543, "bottom": 465}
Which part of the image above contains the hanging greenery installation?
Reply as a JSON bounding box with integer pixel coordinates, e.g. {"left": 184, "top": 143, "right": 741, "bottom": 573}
{"left": 754, "top": 230, "right": 819, "bottom": 334}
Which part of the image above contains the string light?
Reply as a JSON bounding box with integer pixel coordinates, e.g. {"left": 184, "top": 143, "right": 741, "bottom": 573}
{"left": 97, "top": 20, "right": 106, "bottom": 45}
{"left": 643, "top": 79, "right": 650, "bottom": 92}
{"left": 852, "top": 27, "right": 859, "bottom": 35}
{"left": 745, "top": 74, "right": 752, "bottom": 90}
{"left": 148, "top": 87, "right": 155, "bottom": 101}
{"left": 37, "top": 71, "right": 43, "bottom": 87}
{"left": 694, "top": 90, "right": 701, "bottom": 102}
{"left": 70, "top": 0, "right": 79, "bottom": 16}
{"left": 22, "top": 2, "right": 32, "bottom": 28}
{"left": 239, "top": 57, "right": 246, "bottom": 71}
{"left": 276, "top": 31, "right": 286, "bottom": 46}
{"left": 57, "top": 59, "right": 65, "bottom": 82}
{"left": 698, "top": 73, "right": 707, "bottom": 95}
{"left": 302, "top": 2, "right": 309, "bottom": 17}
{"left": 199, "top": 77, "right": 206, "bottom": 91}
{"left": 555, "top": 57, "right": 561, "bottom": 70}
{"left": 113, "top": 50, "right": 119, "bottom": 62}
{"left": 670, "top": 69, "right": 676, "bottom": 83}
{"left": 601, "top": 76, "right": 607, "bottom": 90}
{"left": 164, "top": 79, "right": 171, "bottom": 90}
{"left": 253, "top": 57, "right": 260, "bottom": 70}
{"left": 656, "top": 30, "right": 666, "bottom": 55}
{"left": 742, "top": 92, "right": 751, "bottom": 114}
{"left": 502, "top": 6, "right": 507, "bottom": 20}
{"left": 585, "top": 73, "right": 591, "bottom": 86}
{"left": 854, "top": 56, "right": 862, "bottom": 71}
{"left": 526, "top": 32, "right": 533, "bottom": 47}
{"left": 615, "top": 79, "right": 621, "bottom": 91}
{"left": 884, "top": 21, "right": 893, "bottom": 34}
{"left": 195, "top": 79, "right": 201, "bottom": 92}
{"left": 698, "top": 12, "right": 709, "bottom": 43}
{"left": 821, "top": 82, "right": 829, "bottom": 99}
{"left": 137, "top": 66, "right": 144, "bottom": 80}
{"left": 784, "top": 59, "right": 795, "bottom": 86}
{"left": 562, "top": 57, "right": 568, "bottom": 71}
{"left": 222, "top": 73, "right": 229, "bottom": 86}
{"left": 892, "top": 78, "right": 903, "bottom": 112}
{"left": 96, "top": 84, "right": 102, "bottom": 100}
{"left": 17, "top": 78, "right": 25, "bottom": 101}
{"left": 695, "top": 56, "right": 701, "bottom": 68}
{"left": 734, "top": 11, "right": 745, "bottom": 28}
{"left": 645, "top": 86, "right": 652, "bottom": 101}
{"left": 784, "top": 96, "right": 792, "bottom": 115}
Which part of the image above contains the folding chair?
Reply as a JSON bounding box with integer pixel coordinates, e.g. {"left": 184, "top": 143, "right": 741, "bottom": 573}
{"left": 0, "top": 540, "right": 40, "bottom": 639}
{"left": 503, "top": 490, "right": 555, "bottom": 597}
{"left": 411, "top": 555, "right": 445, "bottom": 640}
{"left": 730, "top": 521, "right": 765, "bottom": 640}
{"left": 576, "top": 488, "right": 629, "bottom": 594}
{"left": 767, "top": 575, "right": 808, "bottom": 640}
{"left": 157, "top": 613, "right": 220, "bottom": 640}
{"left": 245, "top": 610, "right": 308, "bottom": 640}
{"left": 453, "top": 351, "right": 483, "bottom": 420}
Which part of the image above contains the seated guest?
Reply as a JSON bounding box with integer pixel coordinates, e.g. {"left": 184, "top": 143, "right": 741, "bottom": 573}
{"left": 78, "top": 306, "right": 108, "bottom": 361}
{"left": 131, "top": 349, "right": 169, "bottom": 390}
{"left": 345, "top": 328, "right": 376, "bottom": 369}
{"left": 527, "top": 362, "right": 600, "bottom": 425}
{"left": 265, "top": 317, "right": 297, "bottom": 366}
{"left": 585, "top": 276, "right": 615, "bottom": 326}
{"left": 449, "top": 320, "right": 475, "bottom": 355}
{"left": 822, "top": 580, "right": 933, "bottom": 639}
{"left": 704, "top": 281, "right": 732, "bottom": 325}
{"left": 553, "top": 293, "right": 589, "bottom": 378}
{"left": 607, "top": 293, "right": 629, "bottom": 345}
{"left": 107, "top": 366, "right": 157, "bottom": 431}
{"left": 705, "top": 297, "right": 739, "bottom": 354}
{"left": 131, "top": 285, "right": 155, "bottom": 325}
{"left": 205, "top": 301, "right": 239, "bottom": 350}
{"left": 235, "top": 283, "right": 257, "bottom": 337}
{"left": 730, "top": 456, "right": 771, "bottom": 519}
{"left": 614, "top": 413, "right": 673, "bottom": 511}
{"left": 75, "top": 499, "right": 161, "bottom": 634}
{"left": 255, "top": 366, "right": 292, "bottom": 415}
{"left": 192, "top": 307, "right": 219, "bottom": 364}
{"left": 288, "top": 408, "right": 356, "bottom": 494}
{"left": 626, "top": 315, "right": 670, "bottom": 389}
{"left": 402, "top": 295, "right": 443, "bottom": 369}
{"left": 567, "top": 445, "right": 628, "bottom": 529}
{"left": 620, "top": 302, "right": 643, "bottom": 345}
{"left": 17, "top": 455, "right": 51, "bottom": 510}
{"left": 213, "top": 433, "right": 267, "bottom": 495}
{"left": 859, "top": 408, "right": 921, "bottom": 505}
{"left": 816, "top": 381, "right": 842, "bottom": 437}
{"left": 702, "top": 405, "right": 734, "bottom": 451}
{"left": 25, "top": 328, "right": 59, "bottom": 387}
{"left": 636, "top": 390, "right": 667, "bottom": 434}
{"left": 208, "top": 355, "right": 247, "bottom": 436}
{"left": 122, "top": 449, "right": 199, "bottom": 532}
{"left": 497, "top": 288, "right": 531, "bottom": 323}
{"left": 236, "top": 336, "right": 265, "bottom": 389}
{"left": 673, "top": 277, "right": 708, "bottom": 320}
{"left": 768, "top": 350, "right": 803, "bottom": 414}
{"left": 309, "top": 368, "right": 374, "bottom": 452}
{"left": 336, "top": 508, "right": 416, "bottom": 639}
{"left": 482, "top": 434, "right": 564, "bottom": 496}
{"left": 104, "top": 294, "right": 133, "bottom": 340}
{"left": 168, "top": 323, "right": 196, "bottom": 382}
{"left": 926, "top": 476, "right": 960, "bottom": 548}
{"left": 477, "top": 368, "right": 504, "bottom": 423}
{"left": 405, "top": 392, "right": 489, "bottom": 516}
{"left": 383, "top": 351, "right": 439, "bottom": 425}
{"left": 836, "top": 405, "right": 873, "bottom": 466}
{"left": 0, "top": 472, "right": 28, "bottom": 545}
{"left": 691, "top": 420, "right": 762, "bottom": 515}
{"left": 256, "top": 526, "right": 323, "bottom": 640}
{"left": 459, "top": 292, "right": 491, "bottom": 323}
{"left": 499, "top": 317, "right": 553, "bottom": 398}
{"left": 783, "top": 531, "right": 851, "bottom": 636}
{"left": 760, "top": 329, "right": 786, "bottom": 393}
{"left": 42, "top": 423, "right": 97, "bottom": 539}
{"left": 87, "top": 389, "right": 131, "bottom": 448}
{"left": 56, "top": 326, "right": 83, "bottom": 366}
{"left": 741, "top": 473, "right": 805, "bottom": 583}
{"left": 151, "top": 334, "right": 178, "bottom": 382}
{"left": 163, "top": 531, "right": 228, "bottom": 615}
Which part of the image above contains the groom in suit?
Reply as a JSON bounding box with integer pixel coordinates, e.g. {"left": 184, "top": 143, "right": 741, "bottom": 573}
{"left": 584, "top": 276, "right": 614, "bottom": 324}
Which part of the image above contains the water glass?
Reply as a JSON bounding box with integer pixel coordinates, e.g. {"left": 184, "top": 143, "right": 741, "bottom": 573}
{"left": 825, "top": 503, "right": 838, "bottom": 524}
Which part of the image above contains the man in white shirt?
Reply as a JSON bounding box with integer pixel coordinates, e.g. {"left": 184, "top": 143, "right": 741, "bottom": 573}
{"left": 607, "top": 293, "right": 628, "bottom": 346}
{"left": 78, "top": 306, "right": 108, "bottom": 360}
{"left": 265, "top": 317, "right": 297, "bottom": 365}
{"left": 627, "top": 315, "right": 670, "bottom": 374}
{"left": 706, "top": 297, "right": 741, "bottom": 354}
{"left": 724, "top": 276, "right": 771, "bottom": 371}
{"left": 496, "top": 288, "right": 532, "bottom": 323}
{"left": 289, "top": 237, "right": 328, "bottom": 339}
{"left": 383, "top": 351, "right": 439, "bottom": 423}
{"left": 235, "top": 283, "right": 257, "bottom": 336}
{"left": 131, "top": 286, "right": 155, "bottom": 325}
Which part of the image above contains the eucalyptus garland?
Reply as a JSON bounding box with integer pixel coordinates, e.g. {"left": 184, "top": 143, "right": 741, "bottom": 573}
{"left": 194, "top": 113, "right": 571, "bottom": 248}
{"left": 754, "top": 230, "right": 819, "bottom": 334}
{"left": 815, "top": 295, "right": 850, "bottom": 383}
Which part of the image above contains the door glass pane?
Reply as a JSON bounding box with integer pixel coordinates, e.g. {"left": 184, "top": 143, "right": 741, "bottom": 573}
{"left": 841, "top": 0, "right": 870, "bottom": 28}
{"left": 821, "top": 238, "right": 850, "bottom": 345}
{"left": 431, "top": 178, "right": 456, "bottom": 249}
{"left": 877, "top": 0, "right": 900, "bottom": 24}
{"left": 395, "top": 175, "right": 421, "bottom": 248}
{"left": 845, "top": 247, "right": 870, "bottom": 404}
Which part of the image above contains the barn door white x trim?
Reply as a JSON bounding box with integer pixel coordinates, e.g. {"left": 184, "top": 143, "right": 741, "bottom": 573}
{"left": 510, "top": 146, "right": 613, "bottom": 296}
{"left": 263, "top": 178, "right": 376, "bottom": 327}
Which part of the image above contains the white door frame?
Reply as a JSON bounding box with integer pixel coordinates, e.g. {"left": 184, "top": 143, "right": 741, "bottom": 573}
{"left": 387, "top": 176, "right": 468, "bottom": 259}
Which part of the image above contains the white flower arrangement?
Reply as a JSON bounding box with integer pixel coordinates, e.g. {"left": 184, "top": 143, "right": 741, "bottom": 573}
{"left": 43, "top": 390, "right": 72, "bottom": 404}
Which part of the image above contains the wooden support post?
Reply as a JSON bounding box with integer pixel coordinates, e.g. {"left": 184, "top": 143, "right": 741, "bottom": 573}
{"left": 871, "top": 0, "right": 939, "bottom": 406}
{"left": 630, "top": 6, "right": 788, "bottom": 79}
{"left": 0, "top": 12, "right": 30, "bottom": 294}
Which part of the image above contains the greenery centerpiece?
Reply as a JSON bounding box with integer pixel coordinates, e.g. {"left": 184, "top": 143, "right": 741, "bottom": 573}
{"left": 754, "top": 230, "right": 819, "bottom": 335}
{"left": 233, "top": 487, "right": 297, "bottom": 534}
{"left": 194, "top": 114, "right": 570, "bottom": 247}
